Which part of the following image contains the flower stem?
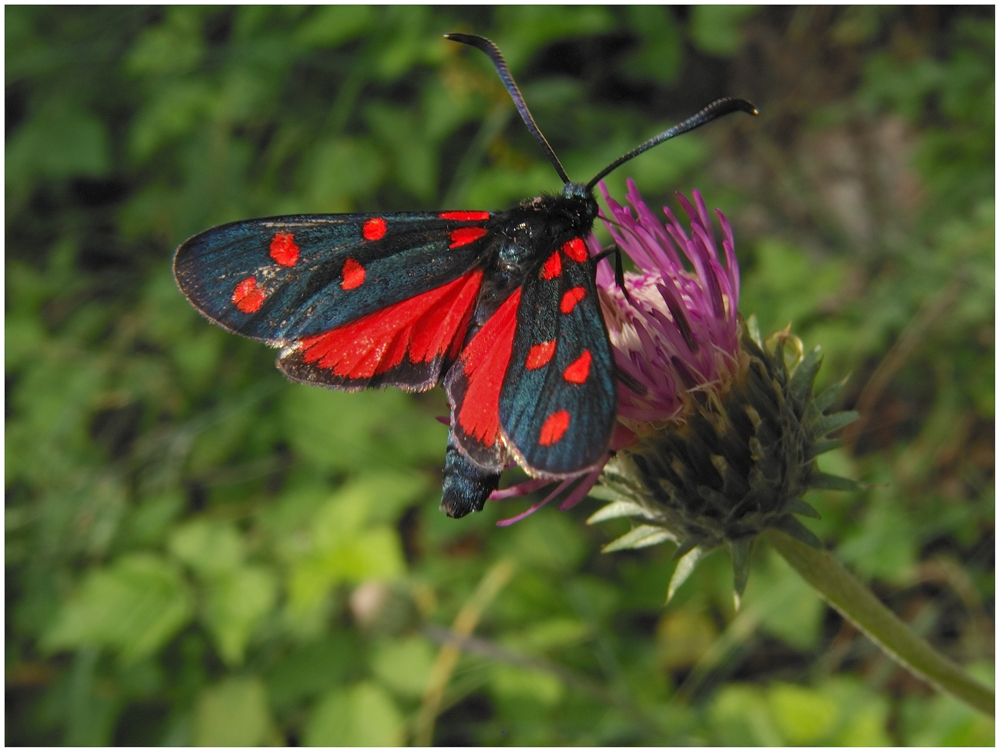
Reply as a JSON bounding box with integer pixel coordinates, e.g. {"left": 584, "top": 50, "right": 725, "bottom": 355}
{"left": 765, "top": 529, "right": 994, "bottom": 717}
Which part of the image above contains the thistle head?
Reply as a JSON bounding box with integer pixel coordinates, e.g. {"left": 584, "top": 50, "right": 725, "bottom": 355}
{"left": 587, "top": 182, "right": 858, "bottom": 603}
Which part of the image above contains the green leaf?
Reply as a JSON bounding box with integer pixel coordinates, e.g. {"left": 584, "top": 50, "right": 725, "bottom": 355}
{"left": 281, "top": 477, "right": 418, "bottom": 614}
{"left": 689, "top": 6, "right": 758, "bottom": 57}
{"left": 586, "top": 499, "right": 651, "bottom": 523}
{"left": 5, "top": 314, "right": 48, "bottom": 371}
{"left": 808, "top": 471, "right": 859, "bottom": 491}
{"left": 602, "top": 524, "right": 675, "bottom": 553}
{"left": 837, "top": 494, "right": 918, "bottom": 582}
{"left": 289, "top": 526, "right": 406, "bottom": 612}
{"left": 203, "top": 565, "right": 278, "bottom": 666}
{"left": 43, "top": 554, "right": 193, "bottom": 663}
{"left": 750, "top": 549, "right": 824, "bottom": 652}
{"left": 282, "top": 385, "right": 446, "bottom": 473}
{"left": 193, "top": 676, "right": 275, "bottom": 747}
{"left": 62, "top": 649, "right": 119, "bottom": 746}
{"left": 666, "top": 546, "right": 705, "bottom": 603}
{"left": 729, "top": 536, "right": 754, "bottom": 597}
{"left": 827, "top": 677, "right": 892, "bottom": 746}
{"left": 303, "top": 137, "right": 387, "bottom": 211}
{"left": 295, "top": 6, "right": 375, "bottom": 49}
{"left": 808, "top": 438, "right": 844, "bottom": 459}
{"left": 788, "top": 499, "right": 822, "bottom": 519}
{"left": 788, "top": 347, "right": 822, "bottom": 402}
{"left": 266, "top": 635, "right": 360, "bottom": 713}
{"left": 768, "top": 682, "right": 839, "bottom": 744}
{"left": 128, "top": 80, "right": 215, "bottom": 164}
{"left": 7, "top": 102, "right": 111, "bottom": 190}
{"left": 121, "top": 492, "right": 185, "bottom": 548}
{"left": 492, "top": 6, "right": 616, "bottom": 68}
{"left": 813, "top": 377, "right": 847, "bottom": 412}
{"left": 305, "top": 682, "right": 404, "bottom": 746}
{"left": 371, "top": 636, "right": 435, "bottom": 697}
{"left": 168, "top": 519, "right": 244, "bottom": 577}
{"left": 903, "top": 662, "right": 996, "bottom": 745}
{"left": 126, "top": 7, "right": 206, "bottom": 76}
{"left": 622, "top": 7, "right": 682, "bottom": 85}
{"left": 489, "top": 663, "right": 564, "bottom": 707}
{"left": 501, "top": 510, "right": 587, "bottom": 571}
{"left": 516, "top": 617, "right": 590, "bottom": 653}
{"left": 813, "top": 410, "right": 860, "bottom": 437}
{"left": 771, "top": 515, "right": 824, "bottom": 549}
{"left": 709, "top": 684, "right": 782, "bottom": 745}
{"left": 656, "top": 609, "right": 719, "bottom": 671}
{"left": 366, "top": 103, "right": 438, "bottom": 201}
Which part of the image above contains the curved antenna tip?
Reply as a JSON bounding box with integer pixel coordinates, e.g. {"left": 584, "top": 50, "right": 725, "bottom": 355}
{"left": 442, "top": 31, "right": 572, "bottom": 185}
{"left": 586, "top": 97, "right": 760, "bottom": 190}
{"left": 444, "top": 32, "right": 488, "bottom": 46}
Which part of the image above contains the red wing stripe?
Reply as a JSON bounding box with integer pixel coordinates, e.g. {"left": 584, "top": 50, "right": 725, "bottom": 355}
{"left": 409, "top": 272, "right": 482, "bottom": 362}
{"left": 363, "top": 218, "right": 387, "bottom": 240}
{"left": 561, "top": 238, "right": 588, "bottom": 262}
{"left": 270, "top": 233, "right": 300, "bottom": 266}
{"left": 439, "top": 211, "right": 490, "bottom": 221}
{"left": 539, "top": 410, "right": 571, "bottom": 446}
{"left": 374, "top": 329, "right": 411, "bottom": 376}
{"left": 233, "top": 277, "right": 266, "bottom": 313}
{"left": 450, "top": 227, "right": 488, "bottom": 248}
{"left": 562, "top": 350, "right": 592, "bottom": 383}
{"left": 341, "top": 258, "right": 366, "bottom": 290}
{"left": 540, "top": 251, "right": 561, "bottom": 280}
{"left": 457, "top": 290, "right": 522, "bottom": 446}
{"left": 560, "top": 287, "right": 586, "bottom": 314}
{"left": 299, "top": 271, "right": 483, "bottom": 380}
{"left": 526, "top": 341, "right": 556, "bottom": 370}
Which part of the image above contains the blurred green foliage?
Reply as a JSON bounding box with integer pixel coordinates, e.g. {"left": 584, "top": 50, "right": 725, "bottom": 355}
{"left": 6, "top": 6, "right": 993, "bottom": 745}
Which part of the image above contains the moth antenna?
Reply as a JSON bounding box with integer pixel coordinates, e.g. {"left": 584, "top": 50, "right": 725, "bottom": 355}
{"left": 586, "top": 97, "right": 758, "bottom": 190}
{"left": 446, "top": 33, "right": 571, "bottom": 185}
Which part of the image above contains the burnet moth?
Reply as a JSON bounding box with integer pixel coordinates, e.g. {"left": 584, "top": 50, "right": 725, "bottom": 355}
{"left": 174, "top": 34, "right": 757, "bottom": 518}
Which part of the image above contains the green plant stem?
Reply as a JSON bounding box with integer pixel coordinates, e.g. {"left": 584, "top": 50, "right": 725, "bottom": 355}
{"left": 765, "top": 529, "right": 994, "bottom": 718}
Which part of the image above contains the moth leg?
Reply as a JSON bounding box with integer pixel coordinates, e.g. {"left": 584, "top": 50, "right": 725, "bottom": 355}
{"left": 592, "top": 244, "right": 634, "bottom": 306}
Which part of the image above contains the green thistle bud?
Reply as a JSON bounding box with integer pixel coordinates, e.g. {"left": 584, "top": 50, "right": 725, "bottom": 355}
{"left": 489, "top": 185, "right": 858, "bottom": 603}
{"left": 591, "top": 319, "right": 858, "bottom": 603}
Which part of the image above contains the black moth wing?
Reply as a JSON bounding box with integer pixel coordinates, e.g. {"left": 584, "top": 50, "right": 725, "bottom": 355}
{"left": 173, "top": 212, "right": 494, "bottom": 348}
{"left": 499, "top": 239, "right": 617, "bottom": 476}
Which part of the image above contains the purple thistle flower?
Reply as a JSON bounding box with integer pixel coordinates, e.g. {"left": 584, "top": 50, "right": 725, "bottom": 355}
{"left": 489, "top": 181, "right": 857, "bottom": 603}
{"left": 491, "top": 181, "right": 743, "bottom": 525}
{"left": 595, "top": 179, "right": 742, "bottom": 432}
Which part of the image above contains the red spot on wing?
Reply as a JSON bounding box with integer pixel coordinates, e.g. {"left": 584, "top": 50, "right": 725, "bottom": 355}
{"left": 232, "top": 277, "right": 266, "bottom": 313}
{"left": 457, "top": 290, "right": 522, "bottom": 446}
{"left": 341, "top": 258, "right": 366, "bottom": 290}
{"left": 363, "top": 217, "right": 387, "bottom": 241}
{"left": 449, "top": 226, "right": 488, "bottom": 248}
{"left": 562, "top": 350, "right": 592, "bottom": 384}
{"left": 269, "top": 233, "right": 299, "bottom": 266}
{"left": 439, "top": 211, "right": 490, "bottom": 221}
{"left": 539, "top": 410, "right": 571, "bottom": 446}
{"left": 540, "top": 251, "right": 562, "bottom": 280}
{"left": 562, "top": 237, "right": 588, "bottom": 262}
{"left": 299, "top": 271, "right": 483, "bottom": 380}
{"left": 526, "top": 340, "right": 555, "bottom": 370}
{"left": 560, "top": 287, "right": 586, "bottom": 314}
